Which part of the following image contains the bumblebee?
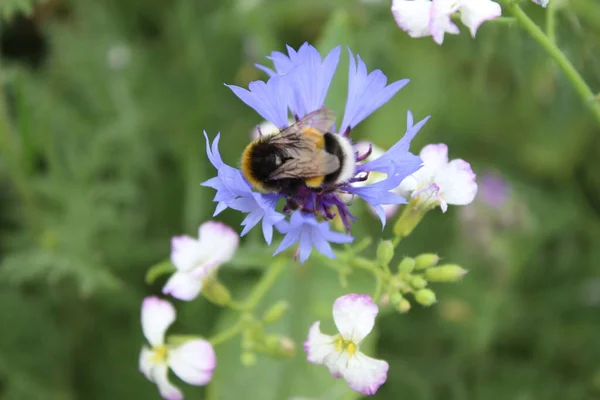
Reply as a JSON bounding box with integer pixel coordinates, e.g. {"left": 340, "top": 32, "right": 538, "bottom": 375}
{"left": 241, "top": 108, "right": 356, "bottom": 195}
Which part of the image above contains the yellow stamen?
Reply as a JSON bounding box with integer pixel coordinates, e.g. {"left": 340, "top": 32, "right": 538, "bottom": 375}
{"left": 152, "top": 345, "right": 168, "bottom": 363}
{"left": 333, "top": 335, "right": 358, "bottom": 357}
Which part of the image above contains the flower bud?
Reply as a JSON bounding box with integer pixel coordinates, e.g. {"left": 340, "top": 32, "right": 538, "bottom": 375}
{"left": 415, "top": 289, "right": 437, "bottom": 306}
{"left": 202, "top": 277, "right": 231, "bottom": 306}
{"left": 263, "top": 335, "right": 296, "bottom": 358}
{"left": 397, "top": 257, "right": 415, "bottom": 274}
{"left": 390, "top": 292, "right": 403, "bottom": 306}
{"left": 376, "top": 240, "right": 395, "bottom": 266}
{"left": 397, "top": 299, "right": 411, "bottom": 313}
{"left": 262, "top": 300, "right": 289, "bottom": 323}
{"left": 424, "top": 265, "right": 468, "bottom": 282}
{"left": 410, "top": 276, "right": 427, "bottom": 289}
{"left": 241, "top": 351, "right": 257, "bottom": 366}
{"left": 414, "top": 253, "right": 440, "bottom": 270}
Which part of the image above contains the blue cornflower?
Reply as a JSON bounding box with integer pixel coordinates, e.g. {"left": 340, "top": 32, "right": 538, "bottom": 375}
{"left": 274, "top": 212, "right": 353, "bottom": 263}
{"left": 203, "top": 43, "right": 429, "bottom": 263}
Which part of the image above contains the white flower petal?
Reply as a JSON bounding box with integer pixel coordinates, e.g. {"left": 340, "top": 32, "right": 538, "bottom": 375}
{"left": 169, "top": 339, "right": 216, "bottom": 386}
{"left": 435, "top": 159, "right": 478, "bottom": 206}
{"left": 430, "top": 0, "right": 461, "bottom": 44}
{"left": 152, "top": 363, "right": 184, "bottom": 400}
{"left": 419, "top": 143, "right": 449, "bottom": 172}
{"left": 170, "top": 235, "right": 203, "bottom": 271}
{"left": 142, "top": 297, "right": 175, "bottom": 346}
{"left": 170, "top": 221, "right": 239, "bottom": 272}
{"left": 162, "top": 271, "right": 203, "bottom": 301}
{"left": 196, "top": 221, "right": 239, "bottom": 265}
{"left": 139, "top": 346, "right": 154, "bottom": 380}
{"left": 459, "top": 0, "right": 502, "bottom": 37}
{"left": 332, "top": 294, "right": 378, "bottom": 343}
{"left": 391, "top": 0, "right": 433, "bottom": 38}
{"left": 325, "top": 351, "right": 389, "bottom": 396}
{"left": 303, "top": 321, "right": 337, "bottom": 365}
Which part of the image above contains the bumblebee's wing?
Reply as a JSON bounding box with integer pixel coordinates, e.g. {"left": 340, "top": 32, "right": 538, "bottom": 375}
{"left": 268, "top": 148, "right": 340, "bottom": 180}
{"left": 291, "top": 107, "right": 336, "bottom": 133}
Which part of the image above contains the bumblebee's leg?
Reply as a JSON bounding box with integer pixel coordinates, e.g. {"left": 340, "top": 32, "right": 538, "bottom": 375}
{"left": 283, "top": 198, "right": 300, "bottom": 213}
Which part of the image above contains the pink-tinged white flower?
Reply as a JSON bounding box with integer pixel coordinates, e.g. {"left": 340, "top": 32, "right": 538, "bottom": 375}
{"left": 397, "top": 143, "right": 477, "bottom": 212}
{"left": 139, "top": 297, "right": 216, "bottom": 400}
{"left": 430, "top": 0, "right": 501, "bottom": 44}
{"left": 391, "top": 0, "right": 435, "bottom": 38}
{"left": 392, "top": 0, "right": 501, "bottom": 45}
{"left": 163, "top": 221, "right": 239, "bottom": 301}
{"left": 303, "top": 294, "right": 388, "bottom": 396}
{"left": 350, "top": 141, "right": 401, "bottom": 220}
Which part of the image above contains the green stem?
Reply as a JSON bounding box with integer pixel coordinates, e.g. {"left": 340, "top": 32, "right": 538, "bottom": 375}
{"left": 545, "top": 0, "right": 556, "bottom": 44}
{"left": 508, "top": 3, "right": 600, "bottom": 126}
{"left": 209, "top": 321, "right": 244, "bottom": 346}
{"left": 244, "top": 260, "right": 286, "bottom": 310}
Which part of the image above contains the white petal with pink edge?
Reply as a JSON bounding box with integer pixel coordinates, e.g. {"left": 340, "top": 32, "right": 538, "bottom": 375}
{"left": 391, "top": 0, "right": 433, "bottom": 38}
{"left": 324, "top": 351, "right": 389, "bottom": 396}
{"left": 151, "top": 363, "right": 184, "bottom": 400}
{"left": 169, "top": 340, "right": 216, "bottom": 386}
{"left": 303, "top": 321, "right": 337, "bottom": 365}
{"left": 429, "top": 0, "right": 461, "bottom": 44}
{"left": 162, "top": 271, "right": 204, "bottom": 301}
{"left": 332, "top": 294, "right": 378, "bottom": 343}
{"left": 435, "top": 159, "right": 478, "bottom": 207}
{"left": 141, "top": 297, "right": 175, "bottom": 346}
{"left": 459, "top": 0, "right": 502, "bottom": 37}
{"left": 139, "top": 346, "right": 155, "bottom": 380}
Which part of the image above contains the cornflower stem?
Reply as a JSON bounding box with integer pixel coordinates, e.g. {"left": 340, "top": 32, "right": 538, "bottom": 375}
{"left": 507, "top": 2, "right": 600, "bottom": 127}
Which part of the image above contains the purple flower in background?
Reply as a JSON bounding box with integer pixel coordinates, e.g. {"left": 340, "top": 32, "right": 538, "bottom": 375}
{"left": 479, "top": 172, "right": 510, "bottom": 209}
{"left": 203, "top": 43, "right": 428, "bottom": 262}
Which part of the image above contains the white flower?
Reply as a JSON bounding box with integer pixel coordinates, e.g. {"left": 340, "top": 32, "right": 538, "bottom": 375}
{"left": 163, "top": 221, "right": 239, "bottom": 301}
{"left": 139, "top": 297, "right": 216, "bottom": 400}
{"left": 351, "top": 141, "right": 400, "bottom": 219}
{"left": 430, "top": 0, "right": 501, "bottom": 44}
{"left": 397, "top": 143, "right": 478, "bottom": 212}
{"left": 392, "top": 0, "right": 501, "bottom": 45}
{"left": 391, "top": 0, "right": 437, "bottom": 38}
{"left": 303, "top": 294, "right": 389, "bottom": 396}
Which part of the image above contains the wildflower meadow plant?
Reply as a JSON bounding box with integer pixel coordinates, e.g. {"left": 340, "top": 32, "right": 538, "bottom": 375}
{"left": 141, "top": 42, "right": 480, "bottom": 398}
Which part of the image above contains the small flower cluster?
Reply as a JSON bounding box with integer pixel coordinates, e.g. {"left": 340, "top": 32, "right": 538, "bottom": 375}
{"left": 203, "top": 43, "right": 429, "bottom": 263}
{"left": 391, "top": 0, "right": 502, "bottom": 44}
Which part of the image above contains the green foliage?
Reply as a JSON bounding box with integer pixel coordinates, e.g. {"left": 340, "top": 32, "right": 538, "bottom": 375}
{"left": 0, "top": 0, "right": 599, "bottom": 399}
{"left": 0, "top": 0, "right": 40, "bottom": 21}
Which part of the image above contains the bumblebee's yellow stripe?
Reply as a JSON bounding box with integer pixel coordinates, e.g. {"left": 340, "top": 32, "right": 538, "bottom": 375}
{"left": 305, "top": 176, "right": 325, "bottom": 187}
{"left": 302, "top": 128, "right": 325, "bottom": 149}
{"left": 241, "top": 142, "right": 267, "bottom": 191}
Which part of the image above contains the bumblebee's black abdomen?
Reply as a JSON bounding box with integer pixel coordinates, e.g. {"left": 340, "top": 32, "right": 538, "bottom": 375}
{"left": 243, "top": 140, "right": 304, "bottom": 194}
{"left": 323, "top": 133, "right": 346, "bottom": 184}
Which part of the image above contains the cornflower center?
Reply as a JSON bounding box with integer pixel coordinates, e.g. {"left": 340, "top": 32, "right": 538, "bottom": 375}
{"left": 334, "top": 335, "right": 358, "bottom": 357}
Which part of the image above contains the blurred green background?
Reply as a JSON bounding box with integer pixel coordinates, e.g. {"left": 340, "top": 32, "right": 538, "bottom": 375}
{"left": 1, "top": 0, "right": 600, "bottom": 399}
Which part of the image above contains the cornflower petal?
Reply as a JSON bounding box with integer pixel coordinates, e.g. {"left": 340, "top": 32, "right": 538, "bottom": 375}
{"left": 256, "top": 43, "right": 341, "bottom": 118}
{"left": 339, "top": 49, "right": 409, "bottom": 135}
{"left": 332, "top": 294, "right": 378, "bottom": 343}
{"left": 141, "top": 297, "right": 175, "bottom": 347}
{"left": 226, "top": 75, "right": 291, "bottom": 128}
{"left": 532, "top": 0, "right": 549, "bottom": 7}
{"left": 391, "top": 0, "right": 433, "bottom": 38}
{"left": 459, "top": 0, "right": 502, "bottom": 37}
{"left": 169, "top": 340, "right": 216, "bottom": 386}
{"left": 274, "top": 212, "right": 353, "bottom": 263}
{"left": 429, "top": 0, "right": 461, "bottom": 45}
